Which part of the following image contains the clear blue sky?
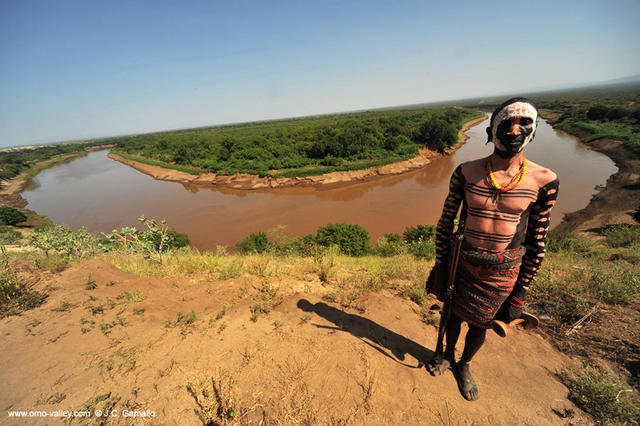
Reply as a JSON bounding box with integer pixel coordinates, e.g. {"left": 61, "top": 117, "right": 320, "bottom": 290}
{"left": 1, "top": 0, "right": 639, "bottom": 148}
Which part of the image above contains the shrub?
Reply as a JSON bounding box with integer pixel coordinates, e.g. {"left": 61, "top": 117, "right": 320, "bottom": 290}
{"left": 407, "top": 238, "right": 436, "bottom": 260}
{"left": 316, "top": 223, "right": 370, "bottom": 256}
{"left": 140, "top": 228, "right": 190, "bottom": 250}
{"left": 0, "top": 226, "right": 21, "bottom": 245}
{"left": 0, "top": 207, "right": 27, "bottom": 226}
{"left": 375, "top": 234, "right": 405, "bottom": 257}
{"left": 402, "top": 225, "right": 436, "bottom": 259}
{"left": 403, "top": 225, "right": 436, "bottom": 244}
{"left": 602, "top": 224, "right": 640, "bottom": 248}
{"left": 281, "top": 234, "right": 317, "bottom": 256}
{"left": 546, "top": 230, "right": 593, "bottom": 254}
{"left": 30, "top": 224, "right": 100, "bottom": 257}
{"left": 104, "top": 216, "right": 181, "bottom": 263}
{"left": 235, "top": 232, "right": 269, "bottom": 254}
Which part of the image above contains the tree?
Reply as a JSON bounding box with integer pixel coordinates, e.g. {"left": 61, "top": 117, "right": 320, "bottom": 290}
{"left": 235, "top": 232, "right": 269, "bottom": 254}
{"left": 419, "top": 119, "right": 458, "bottom": 153}
{"left": 0, "top": 207, "right": 27, "bottom": 226}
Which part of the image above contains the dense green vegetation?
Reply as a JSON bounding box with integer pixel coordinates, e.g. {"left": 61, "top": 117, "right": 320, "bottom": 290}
{"left": 0, "top": 141, "right": 107, "bottom": 185}
{"left": 109, "top": 107, "right": 483, "bottom": 177}
{"left": 0, "top": 206, "right": 27, "bottom": 226}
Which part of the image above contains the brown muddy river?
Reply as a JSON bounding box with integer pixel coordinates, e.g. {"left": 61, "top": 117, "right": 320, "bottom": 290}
{"left": 22, "top": 117, "right": 617, "bottom": 250}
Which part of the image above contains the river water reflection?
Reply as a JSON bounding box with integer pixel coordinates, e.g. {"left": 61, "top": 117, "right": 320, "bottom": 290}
{"left": 22, "top": 117, "right": 617, "bottom": 250}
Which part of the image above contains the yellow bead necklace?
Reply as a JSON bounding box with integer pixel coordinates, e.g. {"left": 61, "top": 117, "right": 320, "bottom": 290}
{"left": 485, "top": 156, "right": 527, "bottom": 203}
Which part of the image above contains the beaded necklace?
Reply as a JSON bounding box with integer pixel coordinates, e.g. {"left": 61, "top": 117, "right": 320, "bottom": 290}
{"left": 485, "top": 156, "right": 527, "bottom": 203}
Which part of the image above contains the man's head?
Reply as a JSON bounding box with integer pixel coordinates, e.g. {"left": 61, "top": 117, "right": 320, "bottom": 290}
{"left": 486, "top": 97, "right": 538, "bottom": 158}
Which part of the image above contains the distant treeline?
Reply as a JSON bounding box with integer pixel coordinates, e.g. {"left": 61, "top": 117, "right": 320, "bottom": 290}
{"left": 0, "top": 142, "right": 106, "bottom": 183}
{"left": 110, "top": 107, "right": 483, "bottom": 177}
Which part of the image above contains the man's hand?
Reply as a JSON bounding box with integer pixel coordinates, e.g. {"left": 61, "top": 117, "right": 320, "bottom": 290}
{"left": 426, "top": 262, "right": 448, "bottom": 302}
{"left": 496, "top": 302, "right": 522, "bottom": 323}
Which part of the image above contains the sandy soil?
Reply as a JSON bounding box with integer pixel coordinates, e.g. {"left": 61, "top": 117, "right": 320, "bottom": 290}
{"left": 108, "top": 116, "right": 488, "bottom": 190}
{"left": 0, "top": 259, "right": 589, "bottom": 425}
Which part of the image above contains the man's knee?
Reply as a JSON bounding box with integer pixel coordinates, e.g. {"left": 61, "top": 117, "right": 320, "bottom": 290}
{"left": 467, "top": 324, "right": 487, "bottom": 338}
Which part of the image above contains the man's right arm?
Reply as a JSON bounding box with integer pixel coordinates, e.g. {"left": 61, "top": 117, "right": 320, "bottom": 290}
{"left": 435, "top": 164, "right": 466, "bottom": 265}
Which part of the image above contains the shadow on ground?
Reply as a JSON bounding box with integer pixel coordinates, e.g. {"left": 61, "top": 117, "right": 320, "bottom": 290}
{"left": 297, "top": 298, "right": 434, "bottom": 369}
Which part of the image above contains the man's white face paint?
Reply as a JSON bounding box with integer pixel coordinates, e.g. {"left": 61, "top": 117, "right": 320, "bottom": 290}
{"left": 491, "top": 102, "right": 538, "bottom": 156}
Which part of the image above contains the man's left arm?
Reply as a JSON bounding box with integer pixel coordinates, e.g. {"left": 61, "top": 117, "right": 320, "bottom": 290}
{"left": 504, "top": 177, "right": 560, "bottom": 321}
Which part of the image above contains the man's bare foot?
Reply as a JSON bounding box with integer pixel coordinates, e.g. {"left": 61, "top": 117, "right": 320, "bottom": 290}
{"left": 427, "top": 353, "right": 453, "bottom": 376}
{"left": 454, "top": 362, "right": 479, "bottom": 401}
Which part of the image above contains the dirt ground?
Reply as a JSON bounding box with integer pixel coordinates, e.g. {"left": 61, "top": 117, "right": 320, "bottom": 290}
{"left": 1, "top": 259, "right": 590, "bottom": 425}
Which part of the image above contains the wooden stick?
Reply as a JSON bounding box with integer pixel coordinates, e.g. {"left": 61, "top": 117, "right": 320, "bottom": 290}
{"left": 565, "top": 307, "right": 597, "bottom": 336}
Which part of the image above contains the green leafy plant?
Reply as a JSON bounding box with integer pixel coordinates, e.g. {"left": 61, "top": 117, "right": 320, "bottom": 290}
{"left": 0, "top": 226, "right": 22, "bottom": 245}
{"left": 374, "top": 233, "right": 406, "bottom": 257}
{"left": 0, "top": 207, "right": 27, "bottom": 226}
{"left": 316, "top": 223, "right": 370, "bottom": 256}
{"left": 403, "top": 225, "right": 436, "bottom": 244}
{"left": 235, "top": 232, "right": 269, "bottom": 254}
{"left": 104, "top": 216, "right": 176, "bottom": 263}
{"left": 602, "top": 224, "right": 640, "bottom": 248}
{"left": 29, "top": 224, "right": 100, "bottom": 257}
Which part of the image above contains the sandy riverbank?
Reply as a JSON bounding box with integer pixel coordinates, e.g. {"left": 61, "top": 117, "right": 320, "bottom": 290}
{"left": 108, "top": 116, "right": 488, "bottom": 190}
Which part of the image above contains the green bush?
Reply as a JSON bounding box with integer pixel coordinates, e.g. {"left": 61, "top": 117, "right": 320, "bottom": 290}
{"left": 546, "top": 230, "right": 593, "bottom": 254}
{"left": 140, "top": 228, "right": 191, "bottom": 250}
{"left": 374, "top": 234, "right": 405, "bottom": 257}
{"left": 407, "top": 239, "right": 436, "bottom": 260}
{"left": 602, "top": 224, "right": 640, "bottom": 248}
{"left": 30, "top": 224, "right": 100, "bottom": 257}
{"left": 104, "top": 216, "right": 187, "bottom": 263}
{"left": 281, "top": 234, "right": 317, "bottom": 256}
{"left": 403, "top": 225, "right": 436, "bottom": 244}
{"left": 0, "top": 207, "right": 27, "bottom": 226}
{"left": 316, "top": 223, "right": 370, "bottom": 256}
{"left": 0, "top": 226, "right": 21, "bottom": 245}
{"left": 401, "top": 225, "right": 436, "bottom": 259}
{"left": 235, "top": 232, "right": 269, "bottom": 254}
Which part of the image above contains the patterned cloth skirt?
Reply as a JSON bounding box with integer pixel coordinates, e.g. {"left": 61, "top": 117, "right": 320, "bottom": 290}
{"left": 451, "top": 241, "right": 526, "bottom": 329}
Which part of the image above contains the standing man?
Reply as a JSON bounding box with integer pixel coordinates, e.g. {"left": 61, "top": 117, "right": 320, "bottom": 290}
{"left": 426, "top": 98, "right": 559, "bottom": 401}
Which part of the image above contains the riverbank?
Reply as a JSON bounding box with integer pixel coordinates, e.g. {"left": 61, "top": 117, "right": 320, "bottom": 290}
{"left": 539, "top": 112, "right": 640, "bottom": 234}
{"left": 108, "top": 115, "right": 488, "bottom": 190}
